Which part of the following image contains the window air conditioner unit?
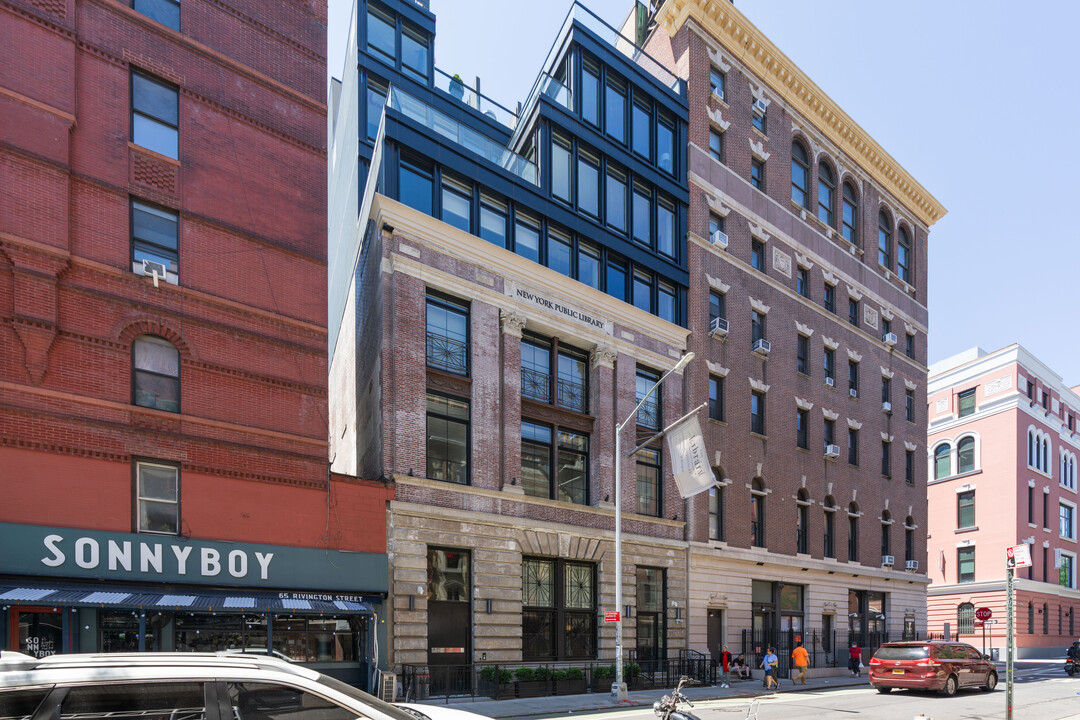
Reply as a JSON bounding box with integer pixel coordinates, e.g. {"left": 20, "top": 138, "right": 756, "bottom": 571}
{"left": 883, "top": 332, "right": 898, "bottom": 346}
{"left": 881, "top": 555, "right": 895, "bottom": 567}
{"left": 882, "top": 401, "right": 892, "bottom": 414}
{"left": 141, "top": 259, "right": 167, "bottom": 288}
{"left": 712, "top": 89, "right": 725, "bottom": 102}
{"left": 752, "top": 98, "right": 767, "bottom": 116}
{"left": 710, "top": 229, "right": 729, "bottom": 248}
{"left": 850, "top": 388, "right": 858, "bottom": 398}
{"left": 905, "top": 560, "right": 919, "bottom": 572}
{"left": 710, "top": 316, "right": 729, "bottom": 337}
{"left": 752, "top": 338, "right": 771, "bottom": 356}
{"left": 825, "top": 377, "right": 835, "bottom": 388}
{"left": 824, "top": 444, "right": 841, "bottom": 459}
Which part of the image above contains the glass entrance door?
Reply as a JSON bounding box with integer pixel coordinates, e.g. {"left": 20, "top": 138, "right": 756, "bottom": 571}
{"left": 13, "top": 608, "right": 63, "bottom": 658}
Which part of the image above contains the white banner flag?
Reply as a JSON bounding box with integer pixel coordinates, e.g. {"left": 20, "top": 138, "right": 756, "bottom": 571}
{"left": 665, "top": 415, "right": 713, "bottom": 499}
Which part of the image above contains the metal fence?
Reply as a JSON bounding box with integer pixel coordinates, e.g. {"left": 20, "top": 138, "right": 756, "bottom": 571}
{"left": 400, "top": 655, "right": 714, "bottom": 702}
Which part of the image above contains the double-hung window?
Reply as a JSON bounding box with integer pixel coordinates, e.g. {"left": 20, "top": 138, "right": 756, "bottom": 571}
{"left": 751, "top": 158, "right": 764, "bottom": 190}
{"left": 136, "top": 461, "right": 179, "bottom": 534}
{"left": 709, "top": 66, "right": 726, "bottom": 99}
{"left": 709, "top": 130, "right": 723, "bottom": 163}
{"left": 796, "top": 408, "right": 808, "bottom": 450}
{"left": 131, "top": 71, "right": 179, "bottom": 159}
{"left": 751, "top": 390, "right": 765, "bottom": 435}
{"left": 958, "top": 388, "right": 975, "bottom": 417}
{"left": 824, "top": 347, "right": 835, "bottom": 385}
{"left": 958, "top": 491, "right": 975, "bottom": 529}
{"left": 751, "top": 240, "right": 765, "bottom": 272}
{"left": 848, "top": 298, "right": 859, "bottom": 327}
{"left": 709, "top": 375, "right": 724, "bottom": 422}
{"left": 132, "top": 200, "right": 178, "bottom": 281}
{"left": 824, "top": 283, "right": 836, "bottom": 313}
{"left": 133, "top": 335, "right": 180, "bottom": 412}
{"left": 796, "top": 334, "right": 809, "bottom": 375}
{"left": 848, "top": 360, "right": 859, "bottom": 396}
{"left": 958, "top": 547, "right": 975, "bottom": 583}
{"left": 1062, "top": 503, "right": 1076, "bottom": 540}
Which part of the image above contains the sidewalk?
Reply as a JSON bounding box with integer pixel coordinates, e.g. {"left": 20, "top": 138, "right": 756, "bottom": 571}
{"left": 411, "top": 674, "right": 870, "bottom": 718}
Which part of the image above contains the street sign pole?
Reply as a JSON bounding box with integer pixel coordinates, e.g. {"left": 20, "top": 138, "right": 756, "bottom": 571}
{"left": 1006, "top": 565, "right": 1014, "bottom": 720}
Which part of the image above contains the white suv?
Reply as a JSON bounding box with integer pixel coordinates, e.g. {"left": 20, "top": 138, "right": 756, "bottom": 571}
{"left": 0, "top": 652, "right": 487, "bottom": 720}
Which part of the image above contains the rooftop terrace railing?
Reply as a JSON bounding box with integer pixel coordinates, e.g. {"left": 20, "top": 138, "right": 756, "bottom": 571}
{"left": 388, "top": 86, "right": 538, "bottom": 186}
{"left": 433, "top": 67, "right": 520, "bottom": 130}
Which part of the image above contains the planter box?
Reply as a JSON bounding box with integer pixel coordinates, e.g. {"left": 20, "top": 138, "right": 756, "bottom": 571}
{"left": 553, "top": 678, "right": 587, "bottom": 696}
{"left": 590, "top": 677, "right": 613, "bottom": 693}
{"left": 478, "top": 680, "right": 514, "bottom": 700}
{"left": 514, "top": 680, "right": 550, "bottom": 698}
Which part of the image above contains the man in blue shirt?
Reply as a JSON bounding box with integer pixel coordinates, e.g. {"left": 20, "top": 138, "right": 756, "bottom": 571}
{"left": 761, "top": 647, "right": 779, "bottom": 690}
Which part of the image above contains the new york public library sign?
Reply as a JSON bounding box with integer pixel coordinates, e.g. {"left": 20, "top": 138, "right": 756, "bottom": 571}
{"left": 0, "top": 522, "right": 387, "bottom": 593}
{"left": 507, "top": 282, "right": 611, "bottom": 335}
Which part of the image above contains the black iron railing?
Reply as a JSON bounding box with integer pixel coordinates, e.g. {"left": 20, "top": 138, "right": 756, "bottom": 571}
{"left": 521, "top": 367, "right": 551, "bottom": 403}
{"left": 636, "top": 398, "right": 659, "bottom": 430}
{"left": 557, "top": 377, "right": 587, "bottom": 413}
{"left": 400, "top": 657, "right": 714, "bottom": 702}
{"left": 426, "top": 332, "right": 468, "bottom": 375}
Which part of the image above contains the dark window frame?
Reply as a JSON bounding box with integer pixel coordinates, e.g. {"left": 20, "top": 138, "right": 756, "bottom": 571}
{"left": 132, "top": 334, "right": 180, "bottom": 413}
{"left": 522, "top": 557, "right": 597, "bottom": 660}
{"left": 751, "top": 158, "right": 764, "bottom": 190}
{"left": 425, "top": 392, "right": 471, "bottom": 485}
{"left": 130, "top": 70, "right": 179, "bottom": 160}
{"left": 709, "top": 374, "right": 725, "bottom": 423}
{"left": 425, "top": 293, "right": 470, "bottom": 376}
{"left": 751, "top": 390, "right": 766, "bottom": 436}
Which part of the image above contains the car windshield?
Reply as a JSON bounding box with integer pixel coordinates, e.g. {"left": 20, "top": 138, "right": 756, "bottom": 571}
{"left": 874, "top": 646, "right": 929, "bottom": 660}
{"left": 314, "top": 673, "right": 416, "bottom": 720}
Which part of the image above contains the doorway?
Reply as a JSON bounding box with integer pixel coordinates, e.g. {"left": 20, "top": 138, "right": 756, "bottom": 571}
{"left": 11, "top": 608, "right": 64, "bottom": 657}
{"left": 427, "top": 548, "right": 471, "bottom": 696}
{"left": 707, "top": 609, "right": 723, "bottom": 663}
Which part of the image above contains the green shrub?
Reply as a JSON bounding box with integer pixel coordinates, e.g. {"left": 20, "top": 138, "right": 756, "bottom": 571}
{"left": 551, "top": 669, "right": 568, "bottom": 681}
{"left": 593, "top": 664, "right": 614, "bottom": 679}
{"left": 624, "top": 663, "right": 641, "bottom": 678}
{"left": 566, "top": 667, "right": 585, "bottom": 680}
{"left": 514, "top": 667, "right": 536, "bottom": 682}
{"left": 533, "top": 666, "right": 550, "bottom": 681}
{"left": 479, "top": 666, "right": 511, "bottom": 684}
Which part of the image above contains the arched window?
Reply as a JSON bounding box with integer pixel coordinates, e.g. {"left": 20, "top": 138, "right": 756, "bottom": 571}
{"left": 957, "top": 436, "right": 976, "bottom": 474}
{"left": 848, "top": 502, "right": 860, "bottom": 562}
{"left": 133, "top": 335, "right": 180, "bottom": 413}
{"left": 877, "top": 211, "right": 892, "bottom": 269}
{"left": 823, "top": 495, "right": 836, "bottom": 558}
{"left": 1028, "top": 430, "right": 1036, "bottom": 467}
{"left": 897, "top": 226, "right": 912, "bottom": 283}
{"left": 817, "top": 163, "right": 835, "bottom": 226}
{"left": 1042, "top": 438, "right": 1050, "bottom": 473}
{"left": 957, "top": 602, "right": 975, "bottom": 634}
{"left": 796, "top": 488, "right": 809, "bottom": 554}
{"left": 751, "top": 478, "right": 766, "bottom": 547}
{"left": 934, "top": 444, "right": 951, "bottom": 480}
{"left": 841, "top": 182, "right": 858, "bottom": 245}
{"left": 709, "top": 467, "right": 724, "bottom": 541}
{"left": 791, "top": 141, "right": 810, "bottom": 209}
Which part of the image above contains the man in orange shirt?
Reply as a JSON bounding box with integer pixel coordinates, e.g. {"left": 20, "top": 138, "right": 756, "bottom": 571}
{"left": 791, "top": 641, "right": 809, "bottom": 685}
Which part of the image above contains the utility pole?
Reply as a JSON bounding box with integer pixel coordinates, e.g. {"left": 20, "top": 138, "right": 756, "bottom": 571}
{"left": 1005, "top": 565, "right": 1013, "bottom": 720}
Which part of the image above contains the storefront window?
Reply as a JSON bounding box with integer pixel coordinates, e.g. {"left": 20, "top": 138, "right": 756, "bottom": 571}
{"left": 17, "top": 610, "right": 63, "bottom": 658}
{"left": 272, "top": 615, "right": 361, "bottom": 662}
{"left": 100, "top": 611, "right": 170, "bottom": 652}
{"left": 175, "top": 613, "right": 264, "bottom": 653}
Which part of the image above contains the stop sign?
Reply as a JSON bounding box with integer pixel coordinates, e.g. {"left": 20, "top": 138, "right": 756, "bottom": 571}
{"left": 975, "top": 607, "right": 992, "bottom": 621}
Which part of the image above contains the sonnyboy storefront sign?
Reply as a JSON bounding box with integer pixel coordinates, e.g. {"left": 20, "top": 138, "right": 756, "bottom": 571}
{"left": 40, "top": 535, "right": 274, "bottom": 580}
{"left": 0, "top": 522, "right": 386, "bottom": 592}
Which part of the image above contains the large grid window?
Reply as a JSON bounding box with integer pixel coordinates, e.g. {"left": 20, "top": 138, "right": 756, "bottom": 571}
{"left": 636, "top": 368, "right": 661, "bottom": 430}
{"left": 426, "top": 295, "right": 469, "bottom": 375}
{"left": 522, "top": 558, "right": 596, "bottom": 660}
{"left": 521, "top": 421, "right": 589, "bottom": 505}
{"left": 521, "top": 336, "right": 588, "bottom": 413}
{"left": 133, "top": 335, "right": 180, "bottom": 412}
{"left": 636, "top": 448, "right": 661, "bottom": 517}
{"left": 426, "top": 393, "right": 469, "bottom": 484}
{"left": 131, "top": 71, "right": 178, "bottom": 159}
{"left": 136, "top": 461, "right": 178, "bottom": 534}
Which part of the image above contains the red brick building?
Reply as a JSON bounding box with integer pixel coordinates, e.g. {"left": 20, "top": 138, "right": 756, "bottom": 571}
{"left": 0, "top": 0, "right": 388, "bottom": 686}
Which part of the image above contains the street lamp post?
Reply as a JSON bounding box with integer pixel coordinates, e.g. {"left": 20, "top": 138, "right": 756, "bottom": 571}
{"left": 612, "top": 351, "right": 694, "bottom": 701}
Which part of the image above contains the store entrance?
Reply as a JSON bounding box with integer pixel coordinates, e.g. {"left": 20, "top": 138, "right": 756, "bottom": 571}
{"left": 11, "top": 607, "right": 64, "bottom": 658}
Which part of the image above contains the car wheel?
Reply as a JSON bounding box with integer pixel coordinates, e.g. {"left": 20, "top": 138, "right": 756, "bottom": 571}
{"left": 876, "top": 687, "right": 892, "bottom": 694}
{"left": 942, "top": 675, "right": 958, "bottom": 697}
{"left": 981, "top": 672, "right": 997, "bottom": 692}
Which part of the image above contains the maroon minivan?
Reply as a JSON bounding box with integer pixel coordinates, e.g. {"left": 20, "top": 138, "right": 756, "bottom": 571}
{"left": 868, "top": 641, "right": 997, "bottom": 696}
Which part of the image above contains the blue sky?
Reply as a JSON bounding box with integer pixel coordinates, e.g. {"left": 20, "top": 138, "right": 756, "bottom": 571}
{"left": 328, "top": 0, "right": 1080, "bottom": 385}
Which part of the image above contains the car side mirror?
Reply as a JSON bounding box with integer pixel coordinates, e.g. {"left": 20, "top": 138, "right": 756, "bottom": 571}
{"left": 982, "top": 653, "right": 990, "bottom": 660}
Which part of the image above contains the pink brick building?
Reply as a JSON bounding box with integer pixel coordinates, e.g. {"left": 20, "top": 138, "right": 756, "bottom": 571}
{"left": 927, "top": 346, "right": 1079, "bottom": 658}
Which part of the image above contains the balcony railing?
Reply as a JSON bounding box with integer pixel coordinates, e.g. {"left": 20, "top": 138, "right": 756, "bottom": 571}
{"left": 388, "top": 87, "right": 538, "bottom": 185}
{"left": 426, "top": 332, "right": 468, "bottom": 375}
{"left": 557, "top": 377, "right": 587, "bottom": 414}
{"left": 636, "top": 398, "right": 659, "bottom": 430}
{"left": 521, "top": 367, "right": 551, "bottom": 403}
{"left": 433, "top": 67, "right": 520, "bottom": 130}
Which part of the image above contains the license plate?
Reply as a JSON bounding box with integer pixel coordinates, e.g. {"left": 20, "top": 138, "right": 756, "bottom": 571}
{"left": 892, "top": 669, "right": 904, "bottom": 675}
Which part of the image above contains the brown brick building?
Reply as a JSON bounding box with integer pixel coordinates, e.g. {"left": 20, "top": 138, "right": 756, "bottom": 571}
{"left": 1, "top": 0, "right": 388, "bottom": 684}
{"left": 645, "top": 0, "right": 945, "bottom": 671}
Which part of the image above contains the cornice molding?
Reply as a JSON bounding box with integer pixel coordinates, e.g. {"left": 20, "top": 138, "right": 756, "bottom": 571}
{"left": 659, "top": 0, "right": 946, "bottom": 226}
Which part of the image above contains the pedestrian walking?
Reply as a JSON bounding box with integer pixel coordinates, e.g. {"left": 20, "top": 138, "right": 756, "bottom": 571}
{"left": 792, "top": 641, "right": 809, "bottom": 685}
{"left": 718, "top": 644, "right": 733, "bottom": 688}
{"left": 761, "top": 646, "right": 779, "bottom": 690}
{"left": 848, "top": 642, "right": 862, "bottom": 677}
